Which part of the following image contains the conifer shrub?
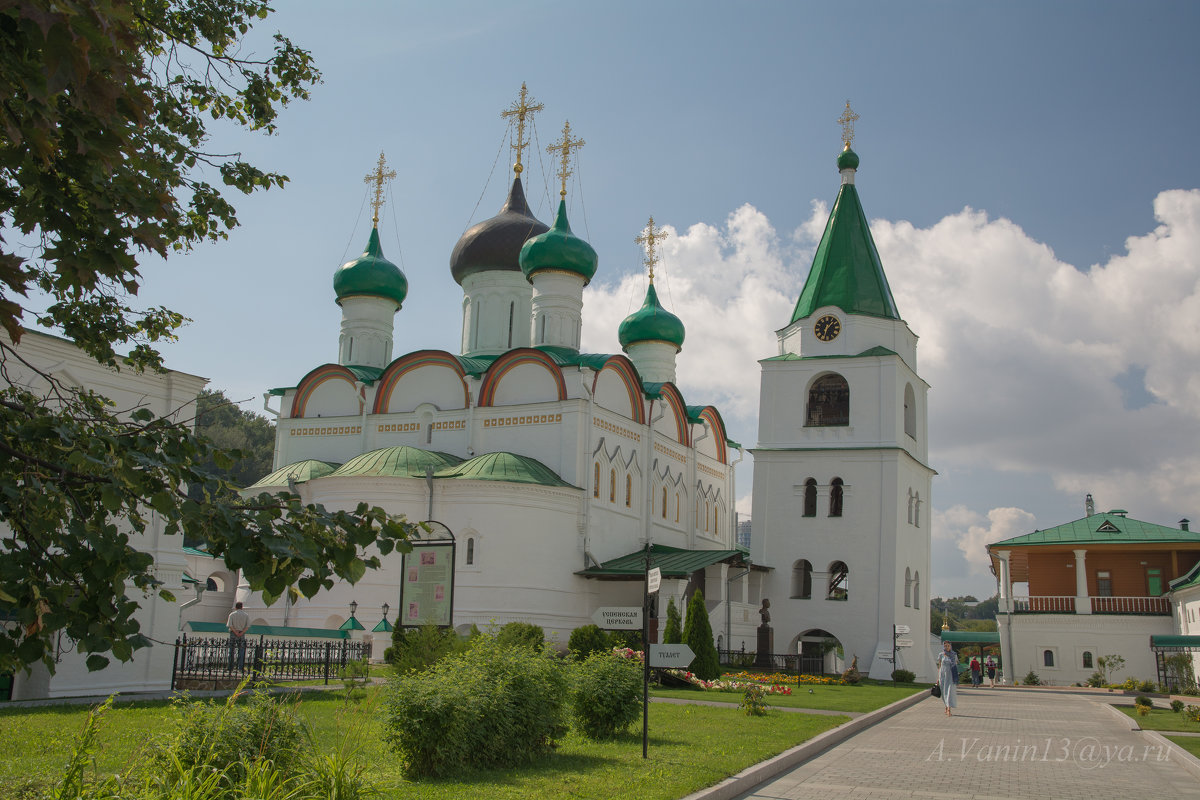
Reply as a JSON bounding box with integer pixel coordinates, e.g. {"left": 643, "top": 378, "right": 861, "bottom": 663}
{"left": 682, "top": 589, "right": 721, "bottom": 680}
{"left": 387, "top": 621, "right": 466, "bottom": 673}
{"left": 571, "top": 652, "right": 643, "bottom": 739}
{"left": 1022, "top": 670, "right": 1042, "bottom": 686}
{"left": 382, "top": 633, "right": 569, "bottom": 777}
{"left": 662, "top": 596, "right": 683, "bottom": 644}
{"left": 568, "top": 624, "right": 612, "bottom": 660}
{"left": 495, "top": 621, "right": 545, "bottom": 651}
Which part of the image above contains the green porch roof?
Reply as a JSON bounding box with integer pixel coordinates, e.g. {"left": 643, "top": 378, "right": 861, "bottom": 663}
{"left": 989, "top": 512, "right": 1200, "bottom": 548}
{"left": 1170, "top": 559, "right": 1200, "bottom": 592}
{"left": 576, "top": 544, "right": 748, "bottom": 579}
{"left": 1150, "top": 635, "right": 1200, "bottom": 649}
{"left": 940, "top": 630, "right": 1000, "bottom": 644}
{"left": 182, "top": 546, "right": 215, "bottom": 559}
{"left": 186, "top": 621, "right": 348, "bottom": 640}
{"left": 789, "top": 164, "right": 899, "bottom": 324}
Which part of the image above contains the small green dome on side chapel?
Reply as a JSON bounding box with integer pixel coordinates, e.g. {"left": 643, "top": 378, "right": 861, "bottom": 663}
{"left": 519, "top": 199, "right": 598, "bottom": 283}
{"left": 618, "top": 282, "right": 686, "bottom": 349}
{"left": 333, "top": 227, "right": 409, "bottom": 307}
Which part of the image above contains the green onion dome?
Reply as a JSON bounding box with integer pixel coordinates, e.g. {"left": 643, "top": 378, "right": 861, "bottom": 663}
{"left": 333, "top": 228, "right": 408, "bottom": 307}
{"left": 618, "top": 283, "right": 685, "bottom": 350}
{"left": 837, "top": 145, "right": 860, "bottom": 171}
{"left": 450, "top": 177, "right": 549, "bottom": 285}
{"left": 519, "top": 199, "right": 598, "bottom": 284}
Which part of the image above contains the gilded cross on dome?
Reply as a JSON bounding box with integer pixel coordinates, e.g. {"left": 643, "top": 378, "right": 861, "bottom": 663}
{"left": 501, "top": 82, "right": 544, "bottom": 175}
{"left": 838, "top": 100, "right": 859, "bottom": 149}
{"left": 635, "top": 216, "right": 669, "bottom": 283}
{"left": 546, "top": 120, "right": 585, "bottom": 198}
{"left": 363, "top": 151, "right": 396, "bottom": 228}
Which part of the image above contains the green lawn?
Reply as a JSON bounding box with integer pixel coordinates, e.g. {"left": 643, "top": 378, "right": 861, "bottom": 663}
{"left": 652, "top": 682, "right": 926, "bottom": 713}
{"left": 1164, "top": 735, "right": 1200, "bottom": 759}
{"left": 1116, "top": 705, "right": 1200, "bottom": 733}
{"left": 0, "top": 689, "right": 849, "bottom": 799}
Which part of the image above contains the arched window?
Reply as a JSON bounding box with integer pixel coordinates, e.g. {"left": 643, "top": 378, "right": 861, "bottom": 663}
{"left": 625, "top": 475, "right": 632, "bottom": 508}
{"left": 466, "top": 537, "right": 475, "bottom": 566}
{"left": 907, "top": 489, "right": 914, "bottom": 524}
{"left": 704, "top": 502, "right": 710, "bottom": 531}
{"left": 803, "top": 478, "right": 817, "bottom": 517}
{"left": 1043, "top": 650, "right": 1055, "bottom": 667}
{"left": 829, "top": 477, "right": 844, "bottom": 517}
{"left": 904, "top": 383, "right": 917, "bottom": 439}
{"left": 507, "top": 301, "right": 515, "bottom": 348}
{"left": 913, "top": 571, "right": 920, "bottom": 609}
{"left": 806, "top": 373, "right": 849, "bottom": 427}
{"left": 662, "top": 486, "right": 667, "bottom": 519}
{"left": 791, "top": 560, "right": 813, "bottom": 599}
{"left": 1082, "top": 651, "right": 1093, "bottom": 669}
{"left": 676, "top": 494, "right": 680, "bottom": 523}
{"left": 609, "top": 469, "right": 616, "bottom": 502}
{"left": 827, "top": 561, "right": 849, "bottom": 600}
{"left": 714, "top": 505, "right": 720, "bottom": 533}
{"left": 593, "top": 463, "right": 600, "bottom": 498}
{"left": 205, "top": 577, "right": 219, "bottom": 592}
{"left": 913, "top": 491, "right": 921, "bottom": 527}
{"left": 904, "top": 567, "right": 912, "bottom": 607}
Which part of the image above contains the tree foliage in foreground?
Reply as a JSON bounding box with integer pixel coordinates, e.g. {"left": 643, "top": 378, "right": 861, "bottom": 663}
{"left": 0, "top": 1, "right": 418, "bottom": 675}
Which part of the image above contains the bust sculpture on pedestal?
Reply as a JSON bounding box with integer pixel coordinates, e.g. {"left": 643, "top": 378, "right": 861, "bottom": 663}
{"left": 754, "top": 598, "right": 774, "bottom": 667}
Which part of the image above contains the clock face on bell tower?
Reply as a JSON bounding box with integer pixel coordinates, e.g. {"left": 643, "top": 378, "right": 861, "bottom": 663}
{"left": 813, "top": 314, "right": 841, "bottom": 342}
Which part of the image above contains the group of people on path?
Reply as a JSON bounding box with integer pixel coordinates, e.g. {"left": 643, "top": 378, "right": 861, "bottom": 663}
{"left": 935, "top": 641, "right": 998, "bottom": 716}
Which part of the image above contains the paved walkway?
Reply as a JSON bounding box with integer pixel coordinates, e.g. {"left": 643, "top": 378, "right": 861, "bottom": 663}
{"left": 734, "top": 688, "right": 1200, "bottom": 800}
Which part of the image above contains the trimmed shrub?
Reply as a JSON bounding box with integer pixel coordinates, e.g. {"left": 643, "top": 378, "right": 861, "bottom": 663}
{"left": 568, "top": 624, "right": 612, "bottom": 661}
{"left": 682, "top": 589, "right": 721, "bottom": 680}
{"left": 382, "top": 634, "right": 569, "bottom": 777}
{"left": 662, "top": 596, "right": 683, "bottom": 644}
{"left": 155, "top": 685, "right": 310, "bottom": 787}
{"left": 1171, "top": 699, "right": 1185, "bottom": 713}
{"left": 1134, "top": 694, "right": 1153, "bottom": 708}
{"left": 891, "top": 669, "right": 916, "bottom": 684}
{"left": 495, "top": 621, "right": 545, "bottom": 651}
{"left": 571, "top": 652, "right": 643, "bottom": 739}
{"left": 609, "top": 629, "right": 644, "bottom": 651}
{"left": 388, "top": 622, "right": 465, "bottom": 673}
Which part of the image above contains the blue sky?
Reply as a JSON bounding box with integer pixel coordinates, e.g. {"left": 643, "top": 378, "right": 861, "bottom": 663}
{"left": 123, "top": 1, "right": 1200, "bottom": 599}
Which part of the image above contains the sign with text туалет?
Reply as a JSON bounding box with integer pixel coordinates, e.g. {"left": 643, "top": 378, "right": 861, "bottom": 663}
{"left": 649, "top": 643, "right": 695, "bottom": 669}
{"left": 592, "top": 606, "right": 643, "bottom": 630}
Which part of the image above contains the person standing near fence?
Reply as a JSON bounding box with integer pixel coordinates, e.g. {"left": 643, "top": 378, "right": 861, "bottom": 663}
{"left": 227, "top": 602, "right": 251, "bottom": 672}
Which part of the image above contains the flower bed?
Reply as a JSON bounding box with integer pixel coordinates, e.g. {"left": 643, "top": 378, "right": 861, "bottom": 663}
{"left": 666, "top": 670, "right": 793, "bottom": 694}
{"left": 724, "top": 670, "right": 843, "bottom": 686}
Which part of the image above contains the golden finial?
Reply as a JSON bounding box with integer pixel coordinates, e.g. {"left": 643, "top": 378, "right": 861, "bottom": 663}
{"left": 837, "top": 100, "right": 860, "bottom": 150}
{"left": 634, "top": 216, "right": 669, "bottom": 284}
{"left": 941, "top": 611, "right": 950, "bottom": 631}
{"left": 500, "top": 82, "right": 544, "bottom": 176}
{"left": 363, "top": 151, "right": 397, "bottom": 228}
{"left": 546, "top": 120, "right": 585, "bottom": 198}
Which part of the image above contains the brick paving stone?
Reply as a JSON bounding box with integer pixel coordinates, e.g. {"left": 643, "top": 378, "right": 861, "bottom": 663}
{"left": 733, "top": 687, "right": 1200, "bottom": 800}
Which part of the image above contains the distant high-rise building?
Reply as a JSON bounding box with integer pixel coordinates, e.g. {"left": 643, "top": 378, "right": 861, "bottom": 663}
{"left": 737, "top": 519, "right": 752, "bottom": 550}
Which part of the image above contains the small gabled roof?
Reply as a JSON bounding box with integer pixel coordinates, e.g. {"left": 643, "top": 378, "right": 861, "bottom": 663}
{"left": 1170, "top": 560, "right": 1200, "bottom": 592}
{"left": 989, "top": 511, "right": 1200, "bottom": 548}
{"left": 576, "top": 544, "right": 752, "bottom": 579}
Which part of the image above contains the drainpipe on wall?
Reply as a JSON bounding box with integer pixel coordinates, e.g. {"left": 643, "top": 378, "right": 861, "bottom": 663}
{"left": 178, "top": 585, "right": 205, "bottom": 631}
{"left": 579, "top": 371, "right": 595, "bottom": 568}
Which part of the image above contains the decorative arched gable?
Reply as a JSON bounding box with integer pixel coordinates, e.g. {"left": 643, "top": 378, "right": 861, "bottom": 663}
{"left": 478, "top": 348, "right": 567, "bottom": 407}
{"left": 689, "top": 405, "right": 728, "bottom": 464}
{"left": 592, "top": 356, "right": 646, "bottom": 424}
{"left": 291, "top": 364, "right": 361, "bottom": 418}
{"left": 373, "top": 350, "right": 470, "bottom": 414}
{"left": 655, "top": 383, "right": 689, "bottom": 446}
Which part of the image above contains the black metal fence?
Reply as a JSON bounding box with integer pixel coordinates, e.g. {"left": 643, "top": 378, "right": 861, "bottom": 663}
{"left": 718, "top": 650, "right": 827, "bottom": 675}
{"left": 170, "top": 634, "right": 372, "bottom": 690}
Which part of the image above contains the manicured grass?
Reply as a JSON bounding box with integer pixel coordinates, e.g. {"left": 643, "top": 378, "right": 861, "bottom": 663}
{"left": 1164, "top": 735, "right": 1200, "bottom": 759}
{"left": 0, "top": 689, "right": 848, "bottom": 799}
{"left": 652, "top": 682, "right": 926, "bottom": 713}
{"left": 1116, "top": 705, "right": 1200, "bottom": 733}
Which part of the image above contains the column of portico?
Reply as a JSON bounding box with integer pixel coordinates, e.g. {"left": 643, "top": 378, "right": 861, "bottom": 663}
{"left": 995, "top": 549, "right": 1011, "bottom": 612}
{"left": 1073, "top": 548, "right": 1091, "bottom": 614}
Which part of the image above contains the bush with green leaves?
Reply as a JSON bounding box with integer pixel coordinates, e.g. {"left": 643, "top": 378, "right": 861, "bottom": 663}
{"left": 1086, "top": 671, "right": 1106, "bottom": 688}
{"left": 1184, "top": 704, "right": 1200, "bottom": 723}
{"left": 1171, "top": 699, "right": 1185, "bottom": 713}
{"left": 662, "top": 596, "right": 683, "bottom": 644}
{"left": 1137, "top": 679, "right": 1157, "bottom": 693}
{"left": 740, "top": 684, "right": 768, "bottom": 716}
{"left": 382, "top": 633, "right": 569, "bottom": 777}
{"left": 568, "top": 624, "right": 612, "bottom": 660}
{"left": 571, "top": 651, "right": 643, "bottom": 739}
{"left": 1134, "top": 694, "right": 1153, "bottom": 708}
{"left": 155, "top": 684, "right": 310, "bottom": 787}
{"left": 495, "top": 621, "right": 545, "bottom": 651}
{"left": 682, "top": 590, "right": 721, "bottom": 680}
{"left": 891, "top": 669, "right": 915, "bottom": 683}
{"left": 387, "top": 622, "right": 466, "bottom": 673}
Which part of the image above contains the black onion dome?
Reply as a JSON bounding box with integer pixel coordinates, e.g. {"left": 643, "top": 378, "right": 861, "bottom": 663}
{"left": 450, "top": 177, "right": 550, "bottom": 285}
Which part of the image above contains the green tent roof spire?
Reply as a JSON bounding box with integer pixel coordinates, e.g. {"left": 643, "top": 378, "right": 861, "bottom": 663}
{"left": 789, "top": 145, "right": 899, "bottom": 324}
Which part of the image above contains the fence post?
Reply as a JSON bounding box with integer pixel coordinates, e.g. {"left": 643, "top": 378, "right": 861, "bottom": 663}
{"left": 323, "top": 641, "right": 332, "bottom": 686}
{"left": 251, "top": 635, "right": 263, "bottom": 682}
{"left": 170, "top": 638, "right": 180, "bottom": 692}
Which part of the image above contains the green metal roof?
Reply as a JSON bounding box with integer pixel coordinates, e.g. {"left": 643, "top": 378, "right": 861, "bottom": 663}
{"left": 186, "top": 621, "right": 349, "bottom": 640}
{"left": 989, "top": 512, "right": 1200, "bottom": 548}
{"left": 334, "top": 227, "right": 408, "bottom": 307}
{"left": 576, "top": 544, "right": 746, "bottom": 579}
{"left": 520, "top": 199, "right": 599, "bottom": 284}
{"left": 1169, "top": 560, "right": 1200, "bottom": 592}
{"left": 940, "top": 630, "right": 1000, "bottom": 643}
{"left": 761, "top": 346, "right": 900, "bottom": 363}
{"left": 789, "top": 153, "right": 899, "bottom": 324}
{"left": 330, "top": 446, "right": 463, "bottom": 478}
{"left": 245, "top": 459, "right": 341, "bottom": 490}
{"left": 338, "top": 616, "right": 366, "bottom": 631}
{"left": 1150, "top": 635, "right": 1200, "bottom": 649}
{"left": 434, "top": 451, "right": 578, "bottom": 488}
{"left": 619, "top": 283, "right": 685, "bottom": 349}
{"left": 182, "top": 546, "right": 215, "bottom": 559}
{"left": 372, "top": 618, "right": 394, "bottom": 633}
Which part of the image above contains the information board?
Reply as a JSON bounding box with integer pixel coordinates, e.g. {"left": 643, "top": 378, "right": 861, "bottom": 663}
{"left": 399, "top": 541, "right": 454, "bottom": 627}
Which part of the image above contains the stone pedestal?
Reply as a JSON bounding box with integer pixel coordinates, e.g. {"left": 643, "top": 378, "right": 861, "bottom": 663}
{"left": 754, "top": 625, "right": 774, "bottom": 667}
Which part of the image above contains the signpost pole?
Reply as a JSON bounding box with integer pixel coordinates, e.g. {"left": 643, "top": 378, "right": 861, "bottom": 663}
{"left": 642, "top": 542, "right": 650, "bottom": 759}
{"left": 892, "top": 624, "right": 897, "bottom": 685}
